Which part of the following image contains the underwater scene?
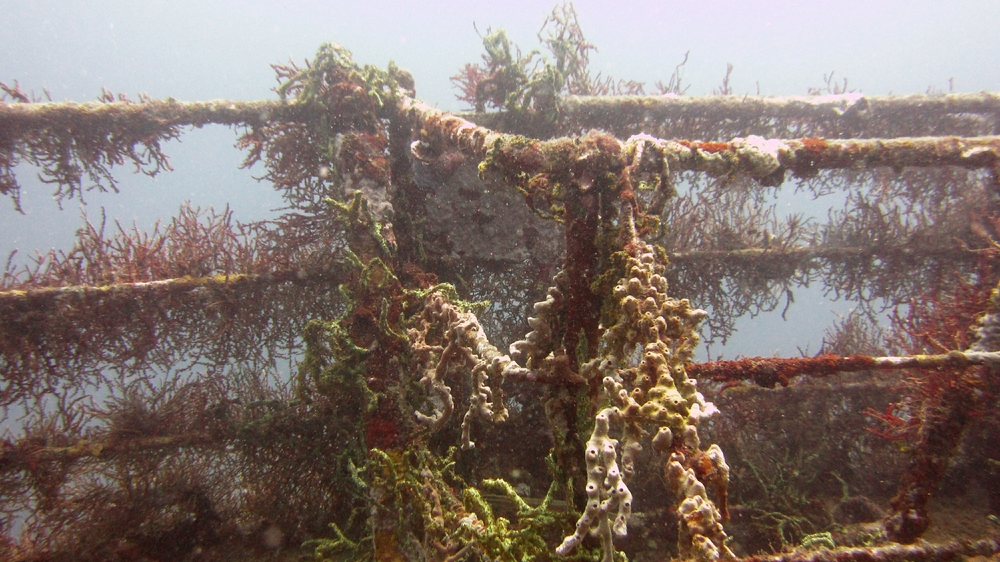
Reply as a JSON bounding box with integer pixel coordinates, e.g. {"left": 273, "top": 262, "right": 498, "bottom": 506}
{"left": 2, "top": 2, "right": 1000, "bottom": 561}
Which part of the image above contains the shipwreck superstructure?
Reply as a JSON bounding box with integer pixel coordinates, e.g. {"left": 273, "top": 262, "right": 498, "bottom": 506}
{"left": 1, "top": 10, "right": 999, "bottom": 561}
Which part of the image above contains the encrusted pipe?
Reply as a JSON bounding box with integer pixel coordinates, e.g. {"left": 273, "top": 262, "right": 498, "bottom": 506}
{"left": 559, "top": 91, "right": 1000, "bottom": 128}
{"left": 0, "top": 98, "right": 289, "bottom": 129}
{"left": 688, "top": 351, "right": 1000, "bottom": 388}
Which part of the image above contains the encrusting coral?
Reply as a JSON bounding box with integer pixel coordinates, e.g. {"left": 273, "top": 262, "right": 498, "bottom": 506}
{"left": 408, "top": 287, "right": 529, "bottom": 450}
{"left": 547, "top": 225, "right": 732, "bottom": 560}
{"left": 667, "top": 445, "right": 734, "bottom": 561}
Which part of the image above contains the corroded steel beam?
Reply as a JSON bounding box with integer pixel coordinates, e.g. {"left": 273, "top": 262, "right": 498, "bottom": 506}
{"left": 560, "top": 91, "right": 1000, "bottom": 125}
{"left": 0, "top": 98, "right": 288, "bottom": 128}
{"left": 405, "top": 98, "right": 1000, "bottom": 186}
{"left": 6, "top": 91, "right": 999, "bottom": 131}
{"left": 0, "top": 269, "right": 342, "bottom": 305}
{"left": 5, "top": 96, "right": 998, "bottom": 188}
{"left": 738, "top": 538, "right": 1000, "bottom": 562}
{"left": 688, "top": 351, "right": 1000, "bottom": 388}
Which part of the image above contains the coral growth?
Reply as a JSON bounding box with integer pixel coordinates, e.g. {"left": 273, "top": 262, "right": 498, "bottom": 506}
{"left": 408, "top": 287, "right": 527, "bottom": 449}
{"left": 0, "top": 82, "right": 178, "bottom": 211}
{"left": 552, "top": 240, "right": 729, "bottom": 560}
{"left": 450, "top": 2, "right": 642, "bottom": 116}
{"left": 667, "top": 445, "right": 734, "bottom": 561}
{"left": 875, "top": 268, "right": 1000, "bottom": 543}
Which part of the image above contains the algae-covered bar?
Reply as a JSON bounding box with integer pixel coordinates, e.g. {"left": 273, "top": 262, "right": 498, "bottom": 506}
{"left": 2, "top": 5, "right": 999, "bottom": 562}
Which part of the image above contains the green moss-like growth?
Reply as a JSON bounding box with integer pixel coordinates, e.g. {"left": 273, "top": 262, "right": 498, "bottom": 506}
{"left": 277, "top": 41, "right": 411, "bottom": 121}
{"left": 471, "top": 28, "right": 541, "bottom": 114}
{"left": 452, "top": 2, "right": 609, "bottom": 120}
{"left": 304, "top": 522, "right": 368, "bottom": 561}
{"left": 298, "top": 318, "right": 377, "bottom": 409}
{"left": 316, "top": 440, "right": 590, "bottom": 561}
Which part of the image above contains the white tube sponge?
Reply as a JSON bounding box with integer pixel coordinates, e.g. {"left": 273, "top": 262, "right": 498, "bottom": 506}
{"left": 556, "top": 407, "right": 633, "bottom": 562}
